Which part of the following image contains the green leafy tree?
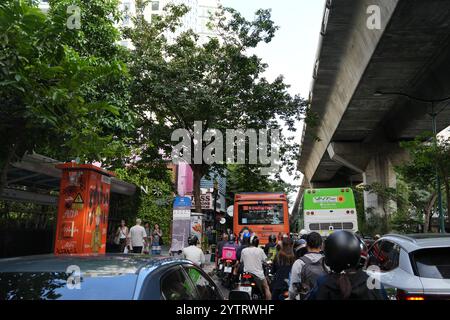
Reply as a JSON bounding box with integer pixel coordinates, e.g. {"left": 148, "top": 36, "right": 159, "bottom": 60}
{"left": 0, "top": 0, "right": 132, "bottom": 193}
{"left": 124, "top": 2, "right": 308, "bottom": 213}
{"left": 225, "top": 164, "right": 295, "bottom": 206}
{"left": 397, "top": 134, "right": 450, "bottom": 232}
{"left": 114, "top": 167, "right": 174, "bottom": 244}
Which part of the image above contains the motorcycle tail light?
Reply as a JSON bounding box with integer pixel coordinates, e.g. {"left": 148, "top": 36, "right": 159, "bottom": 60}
{"left": 242, "top": 274, "right": 252, "bottom": 279}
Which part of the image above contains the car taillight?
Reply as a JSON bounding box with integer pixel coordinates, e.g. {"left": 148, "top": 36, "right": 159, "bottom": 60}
{"left": 226, "top": 260, "right": 232, "bottom": 263}
{"left": 397, "top": 290, "right": 425, "bottom": 300}
{"left": 406, "top": 296, "right": 425, "bottom": 301}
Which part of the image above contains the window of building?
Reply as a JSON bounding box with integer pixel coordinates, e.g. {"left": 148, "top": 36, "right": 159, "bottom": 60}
{"left": 152, "top": 1, "right": 159, "bottom": 11}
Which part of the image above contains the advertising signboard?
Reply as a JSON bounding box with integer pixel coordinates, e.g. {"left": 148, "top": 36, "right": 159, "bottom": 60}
{"left": 170, "top": 196, "right": 192, "bottom": 253}
{"left": 54, "top": 164, "right": 112, "bottom": 255}
{"left": 190, "top": 213, "right": 204, "bottom": 244}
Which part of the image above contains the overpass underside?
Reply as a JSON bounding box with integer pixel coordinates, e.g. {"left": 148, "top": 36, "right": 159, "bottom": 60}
{"left": 298, "top": 0, "right": 450, "bottom": 218}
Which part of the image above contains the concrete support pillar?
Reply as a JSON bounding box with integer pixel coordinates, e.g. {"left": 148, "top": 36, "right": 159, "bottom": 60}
{"left": 326, "top": 141, "right": 409, "bottom": 221}
{"left": 363, "top": 154, "right": 398, "bottom": 219}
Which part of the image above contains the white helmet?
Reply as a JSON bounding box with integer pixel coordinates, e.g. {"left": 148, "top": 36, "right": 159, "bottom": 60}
{"left": 299, "top": 229, "right": 308, "bottom": 236}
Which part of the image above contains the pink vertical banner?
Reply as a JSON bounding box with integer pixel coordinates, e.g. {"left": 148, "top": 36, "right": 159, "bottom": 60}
{"left": 177, "top": 163, "right": 193, "bottom": 196}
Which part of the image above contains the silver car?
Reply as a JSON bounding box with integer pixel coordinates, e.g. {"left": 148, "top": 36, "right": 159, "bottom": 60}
{"left": 366, "top": 234, "right": 450, "bottom": 300}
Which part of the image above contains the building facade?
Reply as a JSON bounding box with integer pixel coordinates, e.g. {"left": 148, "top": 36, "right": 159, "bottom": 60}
{"left": 39, "top": 0, "right": 221, "bottom": 48}
{"left": 118, "top": 0, "right": 221, "bottom": 47}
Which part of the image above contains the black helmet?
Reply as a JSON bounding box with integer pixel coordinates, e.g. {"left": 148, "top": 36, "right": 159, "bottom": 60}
{"left": 269, "top": 234, "right": 277, "bottom": 243}
{"left": 188, "top": 235, "right": 199, "bottom": 246}
{"left": 229, "top": 234, "right": 236, "bottom": 243}
{"left": 324, "top": 231, "right": 361, "bottom": 273}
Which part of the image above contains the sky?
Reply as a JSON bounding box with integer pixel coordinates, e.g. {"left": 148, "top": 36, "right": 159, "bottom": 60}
{"left": 221, "top": 0, "right": 326, "bottom": 207}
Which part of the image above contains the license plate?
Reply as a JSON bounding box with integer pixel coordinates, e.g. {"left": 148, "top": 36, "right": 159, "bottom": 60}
{"left": 218, "top": 264, "right": 223, "bottom": 270}
{"left": 224, "top": 266, "right": 232, "bottom": 273}
{"left": 238, "top": 286, "right": 252, "bottom": 295}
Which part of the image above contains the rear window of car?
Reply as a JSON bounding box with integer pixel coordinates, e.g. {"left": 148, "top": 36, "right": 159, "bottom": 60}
{"left": 0, "top": 272, "right": 138, "bottom": 300}
{"left": 412, "top": 248, "right": 450, "bottom": 279}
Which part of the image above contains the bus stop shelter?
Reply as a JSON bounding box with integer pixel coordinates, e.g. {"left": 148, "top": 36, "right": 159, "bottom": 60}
{"left": 0, "top": 152, "right": 136, "bottom": 257}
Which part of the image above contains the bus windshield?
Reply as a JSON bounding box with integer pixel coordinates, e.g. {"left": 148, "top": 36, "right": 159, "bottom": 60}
{"left": 237, "top": 203, "right": 284, "bottom": 225}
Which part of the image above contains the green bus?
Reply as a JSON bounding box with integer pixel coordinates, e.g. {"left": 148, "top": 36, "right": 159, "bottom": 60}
{"left": 303, "top": 188, "right": 358, "bottom": 236}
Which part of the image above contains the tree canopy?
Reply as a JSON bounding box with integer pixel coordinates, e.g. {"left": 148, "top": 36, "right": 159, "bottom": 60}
{"left": 124, "top": 2, "right": 307, "bottom": 211}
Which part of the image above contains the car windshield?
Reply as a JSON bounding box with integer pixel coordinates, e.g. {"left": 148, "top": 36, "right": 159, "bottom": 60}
{"left": 412, "top": 248, "right": 450, "bottom": 279}
{"left": 0, "top": 272, "right": 138, "bottom": 300}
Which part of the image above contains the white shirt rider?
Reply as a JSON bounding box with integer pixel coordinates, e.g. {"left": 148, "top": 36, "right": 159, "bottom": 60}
{"left": 182, "top": 245, "right": 206, "bottom": 267}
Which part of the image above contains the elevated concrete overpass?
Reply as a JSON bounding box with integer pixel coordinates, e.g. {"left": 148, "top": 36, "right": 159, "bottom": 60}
{"left": 298, "top": 0, "right": 450, "bottom": 216}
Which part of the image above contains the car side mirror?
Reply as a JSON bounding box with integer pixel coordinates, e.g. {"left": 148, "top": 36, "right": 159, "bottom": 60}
{"left": 228, "top": 290, "right": 251, "bottom": 300}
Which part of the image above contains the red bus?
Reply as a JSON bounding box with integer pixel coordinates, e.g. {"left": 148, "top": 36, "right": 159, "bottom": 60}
{"left": 233, "top": 193, "right": 290, "bottom": 245}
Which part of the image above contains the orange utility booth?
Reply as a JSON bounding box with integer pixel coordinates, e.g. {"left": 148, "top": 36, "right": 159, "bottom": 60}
{"left": 54, "top": 163, "right": 113, "bottom": 254}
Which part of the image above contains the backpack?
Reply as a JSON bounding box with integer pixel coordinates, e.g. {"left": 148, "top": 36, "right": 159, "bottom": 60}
{"left": 299, "top": 255, "right": 327, "bottom": 299}
{"left": 222, "top": 245, "right": 237, "bottom": 260}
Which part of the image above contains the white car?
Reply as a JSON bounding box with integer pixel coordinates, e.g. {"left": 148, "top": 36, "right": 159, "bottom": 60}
{"left": 366, "top": 234, "right": 450, "bottom": 300}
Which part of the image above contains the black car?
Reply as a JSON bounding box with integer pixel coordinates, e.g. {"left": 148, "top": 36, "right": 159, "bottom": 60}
{"left": 0, "top": 254, "right": 224, "bottom": 300}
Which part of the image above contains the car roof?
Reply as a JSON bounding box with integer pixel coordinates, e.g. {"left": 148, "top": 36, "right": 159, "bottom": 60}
{"left": 0, "top": 254, "right": 190, "bottom": 275}
{"left": 381, "top": 234, "right": 450, "bottom": 252}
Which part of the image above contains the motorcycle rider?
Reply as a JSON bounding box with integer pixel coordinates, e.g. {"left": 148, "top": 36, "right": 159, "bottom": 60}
{"left": 264, "top": 234, "right": 278, "bottom": 261}
{"left": 234, "top": 232, "right": 251, "bottom": 277}
{"left": 221, "top": 234, "right": 239, "bottom": 261}
{"left": 271, "top": 236, "right": 295, "bottom": 300}
{"left": 308, "top": 230, "right": 386, "bottom": 300}
{"left": 299, "top": 229, "right": 308, "bottom": 240}
{"left": 240, "top": 235, "right": 272, "bottom": 300}
{"left": 288, "top": 232, "right": 327, "bottom": 300}
{"left": 182, "top": 235, "right": 205, "bottom": 268}
{"left": 293, "top": 238, "right": 307, "bottom": 259}
{"left": 216, "top": 233, "right": 229, "bottom": 266}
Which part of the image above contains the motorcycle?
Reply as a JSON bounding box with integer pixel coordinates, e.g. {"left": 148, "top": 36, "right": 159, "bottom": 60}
{"left": 221, "top": 259, "right": 237, "bottom": 289}
{"left": 236, "top": 272, "right": 265, "bottom": 300}
{"left": 217, "top": 258, "right": 225, "bottom": 279}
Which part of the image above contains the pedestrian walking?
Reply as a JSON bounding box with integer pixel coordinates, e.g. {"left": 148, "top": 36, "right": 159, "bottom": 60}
{"left": 128, "top": 218, "right": 147, "bottom": 254}
{"left": 151, "top": 223, "right": 163, "bottom": 255}
{"left": 115, "top": 220, "right": 129, "bottom": 253}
